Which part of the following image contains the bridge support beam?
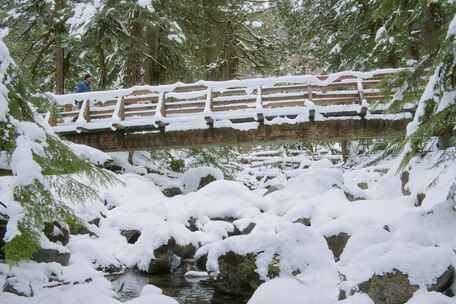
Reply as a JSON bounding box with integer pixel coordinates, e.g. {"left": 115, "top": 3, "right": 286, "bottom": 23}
{"left": 60, "top": 119, "right": 410, "bottom": 152}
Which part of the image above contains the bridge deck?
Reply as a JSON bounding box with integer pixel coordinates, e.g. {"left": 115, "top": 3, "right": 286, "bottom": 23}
{"left": 48, "top": 69, "right": 412, "bottom": 151}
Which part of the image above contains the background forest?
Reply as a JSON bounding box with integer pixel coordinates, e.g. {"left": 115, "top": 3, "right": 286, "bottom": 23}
{"left": 1, "top": 0, "right": 454, "bottom": 95}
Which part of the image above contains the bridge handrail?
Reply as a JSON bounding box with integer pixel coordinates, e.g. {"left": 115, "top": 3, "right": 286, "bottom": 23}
{"left": 48, "top": 68, "right": 403, "bottom": 106}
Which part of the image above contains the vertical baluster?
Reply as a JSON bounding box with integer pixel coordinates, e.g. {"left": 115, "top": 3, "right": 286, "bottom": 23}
{"left": 256, "top": 86, "right": 264, "bottom": 126}
{"left": 155, "top": 91, "right": 167, "bottom": 131}
{"left": 204, "top": 87, "right": 214, "bottom": 127}
{"left": 357, "top": 78, "right": 368, "bottom": 118}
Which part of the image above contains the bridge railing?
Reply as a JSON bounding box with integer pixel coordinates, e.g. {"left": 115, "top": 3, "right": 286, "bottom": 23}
{"left": 47, "top": 69, "right": 404, "bottom": 133}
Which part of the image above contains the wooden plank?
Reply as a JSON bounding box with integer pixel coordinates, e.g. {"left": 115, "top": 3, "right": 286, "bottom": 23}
{"left": 124, "top": 111, "right": 155, "bottom": 117}
{"left": 166, "top": 107, "right": 204, "bottom": 115}
{"left": 60, "top": 118, "right": 409, "bottom": 152}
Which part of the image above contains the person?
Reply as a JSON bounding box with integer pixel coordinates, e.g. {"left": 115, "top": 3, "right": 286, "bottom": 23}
{"left": 74, "top": 74, "right": 92, "bottom": 110}
{"left": 75, "top": 74, "right": 92, "bottom": 93}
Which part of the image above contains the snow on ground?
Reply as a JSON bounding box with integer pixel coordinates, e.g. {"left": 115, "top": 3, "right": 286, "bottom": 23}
{"left": 1, "top": 145, "right": 456, "bottom": 303}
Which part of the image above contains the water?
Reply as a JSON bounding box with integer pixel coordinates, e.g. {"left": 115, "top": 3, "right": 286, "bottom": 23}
{"left": 109, "top": 270, "right": 247, "bottom": 304}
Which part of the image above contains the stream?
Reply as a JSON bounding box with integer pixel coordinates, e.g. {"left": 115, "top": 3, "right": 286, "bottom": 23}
{"left": 110, "top": 269, "right": 248, "bottom": 304}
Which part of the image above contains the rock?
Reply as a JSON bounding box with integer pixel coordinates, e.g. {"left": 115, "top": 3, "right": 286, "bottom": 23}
{"left": 428, "top": 266, "right": 454, "bottom": 294}
{"left": 0, "top": 217, "right": 7, "bottom": 259}
{"left": 186, "top": 217, "right": 199, "bottom": 232}
{"left": 88, "top": 217, "right": 101, "bottom": 227}
{"left": 121, "top": 229, "right": 141, "bottom": 244}
{"left": 415, "top": 192, "right": 426, "bottom": 207}
{"left": 196, "top": 254, "right": 208, "bottom": 271}
{"left": 374, "top": 168, "right": 389, "bottom": 174}
{"left": 96, "top": 263, "right": 124, "bottom": 274}
{"left": 263, "top": 185, "right": 282, "bottom": 196}
{"left": 212, "top": 251, "right": 263, "bottom": 297}
{"left": 358, "top": 271, "right": 418, "bottom": 304}
{"left": 104, "top": 164, "right": 124, "bottom": 174}
{"left": 325, "top": 232, "right": 350, "bottom": 261}
{"left": 240, "top": 222, "right": 256, "bottom": 234}
{"left": 357, "top": 267, "right": 454, "bottom": 304}
{"left": 148, "top": 244, "right": 173, "bottom": 275}
{"left": 357, "top": 182, "right": 368, "bottom": 190}
{"left": 169, "top": 239, "right": 197, "bottom": 259}
{"left": 44, "top": 221, "right": 69, "bottom": 246}
{"left": 3, "top": 277, "right": 33, "bottom": 297}
{"left": 211, "top": 216, "right": 237, "bottom": 223}
{"left": 162, "top": 187, "right": 183, "bottom": 197}
{"left": 198, "top": 174, "right": 216, "bottom": 190}
{"left": 293, "top": 217, "right": 311, "bottom": 226}
{"left": 146, "top": 238, "right": 195, "bottom": 274}
{"left": 31, "top": 249, "right": 70, "bottom": 266}
{"left": 400, "top": 171, "right": 411, "bottom": 196}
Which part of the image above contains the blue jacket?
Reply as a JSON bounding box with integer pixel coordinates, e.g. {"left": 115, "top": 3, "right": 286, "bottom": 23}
{"left": 75, "top": 81, "right": 91, "bottom": 93}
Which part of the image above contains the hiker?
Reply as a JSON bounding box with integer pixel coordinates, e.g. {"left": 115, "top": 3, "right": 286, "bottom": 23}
{"left": 75, "top": 74, "right": 92, "bottom": 109}
{"left": 75, "top": 74, "right": 92, "bottom": 93}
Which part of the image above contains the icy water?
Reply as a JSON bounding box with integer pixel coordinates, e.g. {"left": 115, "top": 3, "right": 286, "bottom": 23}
{"left": 110, "top": 269, "right": 247, "bottom": 304}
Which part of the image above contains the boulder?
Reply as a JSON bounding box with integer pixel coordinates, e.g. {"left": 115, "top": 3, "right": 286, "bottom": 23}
{"left": 400, "top": 171, "right": 411, "bottom": 196}
{"left": 212, "top": 251, "right": 263, "bottom": 297}
{"left": 121, "top": 229, "right": 141, "bottom": 244}
{"left": 263, "top": 185, "right": 282, "bottom": 196}
{"left": 31, "top": 249, "right": 70, "bottom": 266}
{"left": 96, "top": 263, "right": 125, "bottom": 274}
{"left": 186, "top": 217, "right": 199, "bottom": 232}
{"left": 43, "top": 221, "right": 69, "bottom": 246}
{"left": 0, "top": 217, "right": 7, "bottom": 259}
{"left": 293, "top": 217, "right": 311, "bottom": 226}
{"left": 357, "top": 267, "right": 454, "bottom": 304}
{"left": 196, "top": 254, "right": 208, "bottom": 271}
{"left": 325, "top": 232, "right": 350, "bottom": 261}
{"left": 429, "top": 266, "right": 454, "bottom": 294}
{"left": 415, "top": 193, "right": 426, "bottom": 207}
{"left": 198, "top": 174, "right": 216, "bottom": 190}
{"left": 2, "top": 277, "right": 33, "bottom": 297}
{"left": 147, "top": 244, "right": 173, "bottom": 275}
{"left": 358, "top": 271, "right": 418, "bottom": 304}
{"left": 357, "top": 182, "right": 368, "bottom": 190}
{"left": 162, "top": 187, "right": 183, "bottom": 197}
{"left": 146, "top": 238, "right": 196, "bottom": 274}
{"left": 88, "top": 217, "right": 101, "bottom": 227}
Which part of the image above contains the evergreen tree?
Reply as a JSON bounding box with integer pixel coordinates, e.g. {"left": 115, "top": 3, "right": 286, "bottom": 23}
{"left": 0, "top": 31, "right": 117, "bottom": 263}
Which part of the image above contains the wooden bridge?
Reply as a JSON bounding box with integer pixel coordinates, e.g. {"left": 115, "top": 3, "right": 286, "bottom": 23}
{"left": 47, "top": 69, "right": 412, "bottom": 152}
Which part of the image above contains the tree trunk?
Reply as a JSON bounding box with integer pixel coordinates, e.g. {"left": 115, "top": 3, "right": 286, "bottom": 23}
{"left": 144, "top": 25, "right": 161, "bottom": 85}
{"left": 54, "top": 0, "right": 65, "bottom": 94}
{"left": 125, "top": 14, "right": 144, "bottom": 87}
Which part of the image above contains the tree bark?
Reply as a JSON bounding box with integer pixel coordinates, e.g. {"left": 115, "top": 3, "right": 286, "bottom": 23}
{"left": 54, "top": 0, "right": 65, "bottom": 94}
{"left": 125, "top": 14, "right": 144, "bottom": 87}
{"left": 144, "top": 25, "right": 161, "bottom": 85}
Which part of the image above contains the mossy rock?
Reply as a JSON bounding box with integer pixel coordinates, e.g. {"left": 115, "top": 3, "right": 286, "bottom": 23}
{"left": 212, "top": 251, "right": 263, "bottom": 297}
{"left": 162, "top": 187, "right": 183, "bottom": 197}
{"left": 357, "top": 267, "right": 454, "bottom": 304}
{"left": 31, "top": 249, "right": 70, "bottom": 266}
{"left": 120, "top": 229, "right": 141, "bottom": 244}
{"left": 357, "top": 182, "right": 368, "bottom": 190}
{"left": 293, "top": 217, "right": 311, "bottom": 226}
{"left": 198, "top": 174, "right": 217, "bottom": 190}
{"left": 170, "top": 159, "right": 185, "bottom": 173}
{"left": 0, "top": 217, "right": 7, "bottom": 259}
{"left": 325, "top": 232, "right": 350, "bottom": 261}
{"left": 43, "top": 221, "right": 69, "bottom": 246}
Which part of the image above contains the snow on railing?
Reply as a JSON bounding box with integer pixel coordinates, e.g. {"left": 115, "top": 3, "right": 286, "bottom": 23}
{"left": 47, "top": 68, "right": 407, "bottom": 133}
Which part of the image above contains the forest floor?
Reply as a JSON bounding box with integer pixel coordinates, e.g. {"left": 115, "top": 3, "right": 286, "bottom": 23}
{"left": 1, "top": 146, "right": 456, "bottom": 304}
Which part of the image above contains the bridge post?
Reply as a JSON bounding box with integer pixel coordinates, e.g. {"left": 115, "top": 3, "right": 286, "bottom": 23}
{"left": 155, "top": 91, "right": 167, "bottom": 132}
{"left": 357, "top": 78, "right": 368, "bottom": 118}
{"left": 256, "top": 86, "right": 264, "bottom": 128}
{"left": 204, "top": 87, "right": 214, "bottom": 128}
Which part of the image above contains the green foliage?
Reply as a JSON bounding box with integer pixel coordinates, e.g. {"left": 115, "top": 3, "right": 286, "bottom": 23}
{"left": 169, "top": 159, "right": 185, "bottom": 173}
{"left": 3, "top": 225, "right": 40, "bottom": 264}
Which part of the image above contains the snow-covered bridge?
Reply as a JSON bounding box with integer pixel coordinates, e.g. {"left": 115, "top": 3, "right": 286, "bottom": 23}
{"left": 47, "top": 69, "right": 412, "bottom": 151}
